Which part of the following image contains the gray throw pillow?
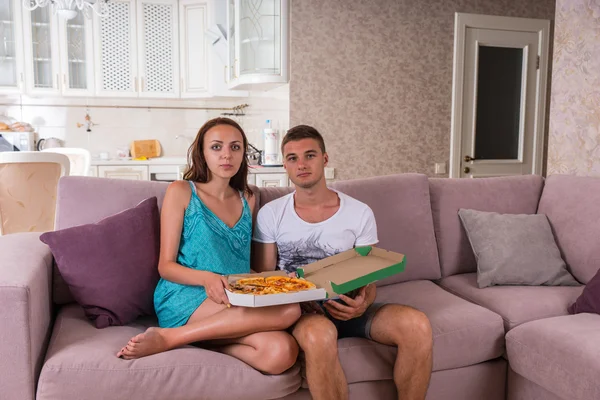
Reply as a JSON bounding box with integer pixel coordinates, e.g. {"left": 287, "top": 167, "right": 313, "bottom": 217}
{"left": 458, "top": 209, "right": 580, "bottom": 289}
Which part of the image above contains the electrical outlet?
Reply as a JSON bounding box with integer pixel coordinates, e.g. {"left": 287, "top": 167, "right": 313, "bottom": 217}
{"left": 435, "top": 162, "right": 447, "bottom": 175}
{"left": 324, "top": 167, "right": 335, "bottom": 179}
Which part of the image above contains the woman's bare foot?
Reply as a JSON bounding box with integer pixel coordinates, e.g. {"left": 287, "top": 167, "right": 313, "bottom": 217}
{"left": 116, "top": 327, "right": 170, "bottom": 359}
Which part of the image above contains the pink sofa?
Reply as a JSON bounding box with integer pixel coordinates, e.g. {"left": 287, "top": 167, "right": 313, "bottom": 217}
{"left": 0, "top": 173, "right": 598, "bottom": 400}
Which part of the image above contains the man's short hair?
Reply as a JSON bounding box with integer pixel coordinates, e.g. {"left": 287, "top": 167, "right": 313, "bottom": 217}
{"left": 281, "top": 125, "right": 326, "bottom": 154}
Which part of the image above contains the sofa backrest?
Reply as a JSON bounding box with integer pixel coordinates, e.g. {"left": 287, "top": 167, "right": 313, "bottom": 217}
{"left": 429, "top": 175, "right": 544, "bottom": 277}
{"left": 259, "top": 173, "right": 442, "bottom": 285}
{"left": 537, "top": 174, "right": 600, "bottom": 284}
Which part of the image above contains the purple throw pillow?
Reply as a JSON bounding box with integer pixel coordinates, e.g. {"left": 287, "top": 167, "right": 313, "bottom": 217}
{"left": 569, "top": 267, "right": 600, "bottom": 315}
{"left": 40, "top": 197, "right": 160, "bottom": 328}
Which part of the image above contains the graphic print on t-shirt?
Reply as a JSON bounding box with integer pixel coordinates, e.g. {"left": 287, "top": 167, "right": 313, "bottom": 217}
{"left": 277, "top": 231, "right": 342, "bottom": 273}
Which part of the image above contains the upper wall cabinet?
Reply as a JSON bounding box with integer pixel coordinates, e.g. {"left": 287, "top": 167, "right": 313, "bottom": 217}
{"left": 0, "top": 0, "right": 25, "bottom": 94}
{"left": 94, "top": 0, "right": 179, "bottom": 98}
{"left": 226, "top": 0, "right": 289, "bottom": 90}
{"left": 1, "top": 0, "right": 288, "bottom": 98}
{"left": 22, "top": 4, "right": 95, "bottom": 96}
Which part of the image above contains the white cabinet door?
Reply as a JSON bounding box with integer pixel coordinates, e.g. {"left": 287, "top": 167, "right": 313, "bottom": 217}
{"left": 22, "top": 6, "right": 61, "bottom": 95}
{"left": 0, "top": 0, "right": 25, "bottom": 94}
{"left": 179, "top": 0, "right": 210, "bottom": 98}
{"left": 255, "top": 173, "right": 288, "bottom": 187}
{"left": 88, "top": 165, "right": 98, "bottom": 177}
{"left": 98, "top": 165, "right": 149, "bottom": 180}
{"left": 94, "top": 0, "right": 138, "bottom": 97}
{"left": 247, "top": 173, "right": 256, "bottom": 186}
{"left": 137, "top": 0, "right": 179, "bottom": 98}
{"left": 228, "top": 0, "right": 289, "bottom": 90}
{"left": 57, "top": 12, "right": 95, "bottom": 96}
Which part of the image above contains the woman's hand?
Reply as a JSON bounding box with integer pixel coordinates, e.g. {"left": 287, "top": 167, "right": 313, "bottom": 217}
{"left": 202, "top": 272, "right": 231, "bottom": 305}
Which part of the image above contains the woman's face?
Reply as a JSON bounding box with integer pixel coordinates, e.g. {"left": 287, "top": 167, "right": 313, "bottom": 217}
{"left": 202, "top": 124, "right": 245, "bottom": 180}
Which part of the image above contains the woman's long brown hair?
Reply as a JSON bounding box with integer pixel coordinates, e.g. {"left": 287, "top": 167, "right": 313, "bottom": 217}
{"left": 182, "top": 117, "right": 253, "bottom": 197}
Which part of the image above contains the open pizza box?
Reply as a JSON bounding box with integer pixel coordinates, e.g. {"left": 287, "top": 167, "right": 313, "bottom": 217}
{"left": 225, "top": 246, "right": 406, "bottom": 307}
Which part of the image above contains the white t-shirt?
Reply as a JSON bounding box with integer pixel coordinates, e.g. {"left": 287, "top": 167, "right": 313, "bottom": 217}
{"left": 253, "top": 189, "right": 379, "bottom": 273}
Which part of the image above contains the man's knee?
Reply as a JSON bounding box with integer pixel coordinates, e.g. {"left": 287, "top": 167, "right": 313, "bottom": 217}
{"left": 259, "top": 334, "right": 300, "bottom": 375}
{"left": 380, "top": 305, "right": 433, "bottom": 347}
{"left": 293, "top": 315, "right": 338, "bottom": 353}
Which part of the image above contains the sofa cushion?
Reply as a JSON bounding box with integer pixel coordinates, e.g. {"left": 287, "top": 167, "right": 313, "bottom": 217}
{"left": 569, "top": 266, "right": 600, "bottom": 315}
{"left": 438, "top": 273, "right": 584, "bottom": 331}
{"left": 40, "top": 197, "right": 161, "bottom": 329}
{"left": 37, "top": 305, "right": 301, "bottom": 400}
{"left": 260, "top": 174, "right": 442, "bottom": 285}
{"left": 506, "top": 313, "right": 600, "bottom": 400}
{"left": 457, "top": 209, "right": 578, "bottom": 288}
{"left": 328, "top": 280, "right": 504, "bottom": 384}
{"left": 53, "top": 177, "right": 169, "bottom": 305}
{"left": 429, "top": 175, "right": 544, "bottom": 277}
{"left": 537, "top": 174, "right": 600, "bottom": 284}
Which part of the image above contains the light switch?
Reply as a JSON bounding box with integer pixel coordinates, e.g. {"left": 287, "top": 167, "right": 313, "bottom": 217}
{"left": 324, "top": 167, "right": 335, "bottom": 179}
{"left": 435, "top": 162, "right": 447, "bottom": 174}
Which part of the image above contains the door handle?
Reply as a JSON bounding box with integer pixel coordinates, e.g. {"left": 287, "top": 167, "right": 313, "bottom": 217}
{"left": 464, "top": 167, "right": 471, "bottom": 174}
{"left": 464, "top": 155, "right": 476, "bottom": 162}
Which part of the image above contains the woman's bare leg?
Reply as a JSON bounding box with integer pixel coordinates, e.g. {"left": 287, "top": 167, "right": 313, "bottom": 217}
{"left": 117, "top": 299, "right": 301, "bottom": 359}
{"left": 209, "top": 331, "right": 299, "bottom": 375}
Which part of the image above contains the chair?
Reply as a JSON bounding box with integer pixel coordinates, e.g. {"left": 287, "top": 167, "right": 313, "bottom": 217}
{"left": 41, "top": 147, "right": 91, "bottom": 176}
{"left": 0, "top": 151, "right": 70, "bottom": 235}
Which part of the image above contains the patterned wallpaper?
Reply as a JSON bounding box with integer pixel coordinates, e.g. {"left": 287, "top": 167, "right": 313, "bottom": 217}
{"left": 290, "top": 0, "right": 556, "bottom": 180}
{"left": 547, "top": 0, "right": 600, "bottom": 176}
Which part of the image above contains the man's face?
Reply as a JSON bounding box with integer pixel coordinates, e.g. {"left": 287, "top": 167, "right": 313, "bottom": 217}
{"left": 283, "top": 138, "right": 328, "bottom": 189}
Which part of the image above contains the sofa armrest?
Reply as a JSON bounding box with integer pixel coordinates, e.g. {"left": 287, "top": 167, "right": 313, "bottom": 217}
{"left": 0, "top": 232, "right": 54, "bottom": 400}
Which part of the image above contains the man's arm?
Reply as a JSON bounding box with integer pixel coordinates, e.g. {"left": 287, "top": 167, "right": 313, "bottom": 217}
{"left": 251, "top": 241, "right": 278, "bottom": 272}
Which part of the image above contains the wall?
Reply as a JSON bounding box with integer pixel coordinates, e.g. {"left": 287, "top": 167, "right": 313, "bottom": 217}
{"left": 0, "top": 87, "right": 289, "bottom": 160}
{"left": 290, "top": 0, "right": 556, "bottom": 180}
{"left": 547, "top": 0, "right": 600, "bottom": 176}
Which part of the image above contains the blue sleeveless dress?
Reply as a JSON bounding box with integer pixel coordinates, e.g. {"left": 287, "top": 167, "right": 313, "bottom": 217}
{"left": 154, "top": 181, "right": 252, "bottom": 328}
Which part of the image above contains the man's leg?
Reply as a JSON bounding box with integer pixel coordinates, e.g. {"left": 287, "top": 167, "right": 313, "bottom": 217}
{"left": 369, "top": 304, "right": 433, "bottom": 400}
{"left": 292, "top": 314, "right": 348, "bottom": 400}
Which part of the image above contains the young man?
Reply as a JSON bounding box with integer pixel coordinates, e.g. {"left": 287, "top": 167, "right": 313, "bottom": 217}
{"left": 252, "top": 125, "right": 433, "bottom": 400}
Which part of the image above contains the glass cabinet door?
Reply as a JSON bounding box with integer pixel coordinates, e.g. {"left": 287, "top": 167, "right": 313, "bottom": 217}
{"left": 228, "top": 0, "right": 237, "bottom": 82}
{"left": 0, "top": 0, "right": 24, "bottom": 92}
{"left": 23, "top": 6, "right": 60, "bottom": 93}
{"left": 59, "top": 11, "right": 95, "bottom": 95}
{"left": 238, "top": 0, "right": 281, "bottom": 77}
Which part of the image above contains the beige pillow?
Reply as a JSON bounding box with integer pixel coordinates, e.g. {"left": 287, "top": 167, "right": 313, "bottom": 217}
{"left": 458, "top": 209, "right": 580, "bottom": 289}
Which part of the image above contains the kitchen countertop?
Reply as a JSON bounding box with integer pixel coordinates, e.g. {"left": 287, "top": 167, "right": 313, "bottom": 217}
{"left": 91, "top": 157, "right": 288, "bottom": 173}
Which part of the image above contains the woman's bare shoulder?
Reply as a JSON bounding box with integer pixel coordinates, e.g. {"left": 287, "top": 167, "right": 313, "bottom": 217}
{"left": 165, "top": 180, "right": 193, "bottom": 205}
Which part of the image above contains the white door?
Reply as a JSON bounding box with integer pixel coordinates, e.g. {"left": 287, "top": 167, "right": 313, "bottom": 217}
{"left": 179, "top": 0, "right": 210, "bottom": 98}
{"left": 137, "top": 0, "right": 179, "bottom": 98}
{"left": 450, "top": 13, "right": 550, "bottom": 178}
{"left": 94, "top": 0, "right": 138, "bottom": 97}
{"left": 0, "top": 0, "right": 25, "bottom": 94}
{"left": 57, "top": 12, "right": 95, "bottom": 96}
{"left": 22, "top": 6, "right": 61, "bottom": 95}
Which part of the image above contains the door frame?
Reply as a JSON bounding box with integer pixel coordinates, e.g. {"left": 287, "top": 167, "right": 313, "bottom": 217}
{"left": 449, "top": 12, "right": 550, "bottom": 178}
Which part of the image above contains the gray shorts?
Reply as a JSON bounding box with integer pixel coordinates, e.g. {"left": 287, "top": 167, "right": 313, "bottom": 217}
{"left": 323, "top": 302, "right": 386, "bottom": 340}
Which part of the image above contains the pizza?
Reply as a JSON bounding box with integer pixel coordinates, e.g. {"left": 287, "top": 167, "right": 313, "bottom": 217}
{"left": 229, "top": 276, "right": 316, "bottom": 295}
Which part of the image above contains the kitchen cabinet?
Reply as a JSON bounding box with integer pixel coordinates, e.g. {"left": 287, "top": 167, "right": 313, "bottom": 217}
{"left": 21, "top": 5, "right": 95, "bottom": 96}
{"left": 97, "top": 165, "right": 149, "bottom": 180}
{"left": 255, "top": 172, "right": 288, "bottom": 188}
{"left": 94, "top": 0, "right": 179, "bottom": 98}
{"left": 226, "top": 0, "right": 289, "bottom": 90}
{"left": 22, "top": 5, "right": 61, "bottom": 95}
{"left": 179, "top": 0, "right": 210, "bottom": 97}
{"left": 58, "top": 11, "right": 95, "bottom": 96}
{"left": 0, "top": 0, "right": 25, "bottom": 94}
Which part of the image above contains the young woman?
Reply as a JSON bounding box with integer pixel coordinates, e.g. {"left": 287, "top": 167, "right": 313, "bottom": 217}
{"left": 117, "top": 117, "right": 301, "bottom": 375}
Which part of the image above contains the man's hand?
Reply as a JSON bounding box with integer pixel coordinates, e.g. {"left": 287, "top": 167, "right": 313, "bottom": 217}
{"left": 322, "top": 284, "right": 372, "bottom": 321}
